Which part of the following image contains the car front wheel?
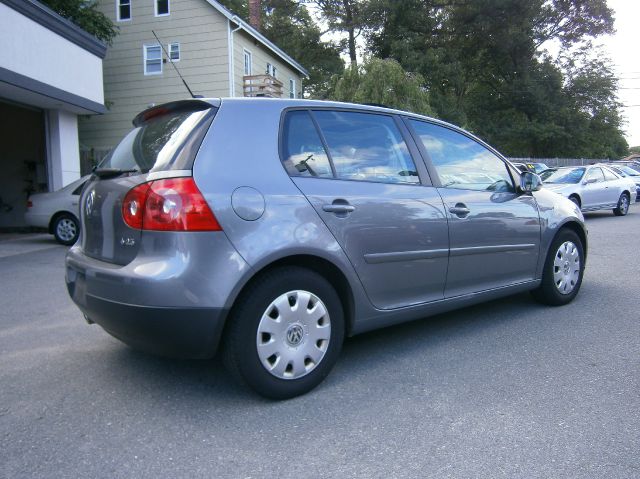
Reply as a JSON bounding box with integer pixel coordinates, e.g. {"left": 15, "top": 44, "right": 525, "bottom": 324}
{"left": 53, "top": 214, "right": 79, "bottom": 246}
{"left": 223, "top": 267, "right": 345, "bottom": 399}
{"left": 531, "top": 229, "right": 585, "bottom": 306}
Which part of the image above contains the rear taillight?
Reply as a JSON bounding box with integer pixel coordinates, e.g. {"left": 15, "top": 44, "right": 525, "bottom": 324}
{"left": 122, "top": 177, "right": 221, "bottom": 231}
{"left": 26, "top": 200, "right": 33, "bottom": 208}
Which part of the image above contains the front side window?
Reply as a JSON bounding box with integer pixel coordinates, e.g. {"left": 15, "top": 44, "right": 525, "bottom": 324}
{"left": 409, "top": 120, "right": 513, "bottom": 192}
{"left": 282, "top": 111, "right": 333, "bottom": 178}
{"left": 144, "top": 45, "right": 162, "bottom": 75}
{"left": 585, "top": 167, "right": 605, "bottom": 183}
{"left": 313, "top": 111, "right": 419, "bottom": 184}
{"left": 168, "top": 42, "right": 180, "bottom": 62}
{"left": 156, "top": 0, "right": 169, "bottom": 16}
{"left": 117, "top": 0, "right": 131, "bottom": 21}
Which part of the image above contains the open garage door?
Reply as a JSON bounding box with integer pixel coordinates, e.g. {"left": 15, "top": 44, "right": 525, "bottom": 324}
{"left": 0, "top": 101, "right": 47, "bottom": 229}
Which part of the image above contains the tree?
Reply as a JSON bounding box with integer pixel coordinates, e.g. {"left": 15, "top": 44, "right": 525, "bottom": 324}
{"left": 326, "top": 57, "right": 432, "bottom": 115}
{"left": 40, "top": 0, "right": 118, "bottom": 44}
{"left": 313, "top": 0, "right": 371, "bottom": 66}
{"left": 365, "top": 0, "right": 626, "bottom": 158}
{"left": 217, "top": 0, "right": 344, "bottom": 96}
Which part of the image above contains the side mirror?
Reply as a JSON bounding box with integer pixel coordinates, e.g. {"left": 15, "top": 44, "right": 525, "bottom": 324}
{"left": 583, "top": 177, "right": 597, "bottom": 185}
{"left": 519, "top": 171, "right": 542, "bottom": 193}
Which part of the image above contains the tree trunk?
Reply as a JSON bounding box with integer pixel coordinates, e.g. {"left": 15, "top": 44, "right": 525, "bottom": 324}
{"left": 343, "top": 0, "right": 357, "bottom": 66}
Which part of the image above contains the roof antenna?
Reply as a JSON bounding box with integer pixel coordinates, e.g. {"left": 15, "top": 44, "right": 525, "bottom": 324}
{"left": 151, "top": 30, "right": 198, "bottom": 98}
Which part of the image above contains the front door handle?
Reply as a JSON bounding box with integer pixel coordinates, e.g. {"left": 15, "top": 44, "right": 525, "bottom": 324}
{"left": 449, "top": 203, "right": 470, "bottom": 217}
{"left": 322, "top": 204, "right": 356, "bottom": 214}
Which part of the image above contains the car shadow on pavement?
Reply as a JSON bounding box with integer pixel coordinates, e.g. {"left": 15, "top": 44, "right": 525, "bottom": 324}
{"left": 89, "top": 290, "right": 554, "bottom": 404}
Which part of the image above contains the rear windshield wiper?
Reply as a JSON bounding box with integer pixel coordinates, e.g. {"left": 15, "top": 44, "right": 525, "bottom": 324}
{"left": 92, "top": 167, "right": 140, "bottom": 179}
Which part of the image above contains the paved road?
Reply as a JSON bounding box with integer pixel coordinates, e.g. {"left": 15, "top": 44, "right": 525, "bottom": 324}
{"left": 1, "top": 212, "right": 639, "bottom": 479}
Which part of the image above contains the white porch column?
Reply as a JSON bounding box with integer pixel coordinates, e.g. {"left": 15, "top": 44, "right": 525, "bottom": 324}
{"left": 47, "top": 109, "right": 81, "bottom": 190}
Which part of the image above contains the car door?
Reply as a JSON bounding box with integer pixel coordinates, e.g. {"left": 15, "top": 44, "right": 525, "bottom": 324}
{"left": 406, "top": 119, "right": 541, "bottom": 298}
{"left": 581, "top": 167, "right": 608, "bottom": 209}
{"left": 281, "top": 109, "right": 449, "bottom": 310}
{"left": 601, "top": 166, "right": 626, "bottom": 205}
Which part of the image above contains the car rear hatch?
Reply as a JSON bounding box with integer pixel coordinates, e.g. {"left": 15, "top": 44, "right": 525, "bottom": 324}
{"left": 81, "top": 99, "right": 218, "bottom": 265}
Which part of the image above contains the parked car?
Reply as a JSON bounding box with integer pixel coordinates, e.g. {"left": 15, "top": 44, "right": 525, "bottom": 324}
{"left": 66, "top": 99, "right": 588, "bottom": 399}
{"left": 542, "top": 165, "right": 636, "bottom": 215}
{"left": 510, "top": 162, "right": 549, "bottom": 174}
{"left": 604, "top": 164, "right": 640, "bottom": 202}
{"left": 25, "top": 175, "right": 89, "bottom": 245}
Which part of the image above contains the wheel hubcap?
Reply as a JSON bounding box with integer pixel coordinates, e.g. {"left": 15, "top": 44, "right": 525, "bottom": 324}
{"left": 553, "top": 241, "right": 580, "bottom": 295}
{"left": 256, "top": 290, "right": 331, "bottom": 380}
{"left": 57, "top": 219, "right": 77, "bottom": 242}
{"left": 621, "top": 196, "right": 628, "bottom": 213}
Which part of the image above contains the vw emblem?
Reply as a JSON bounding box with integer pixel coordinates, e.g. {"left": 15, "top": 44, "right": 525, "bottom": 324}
{"left": 85, "top": 190, "right": 96, "bottom": 216}
{"left": 286, "top": 324, "right": 304, "bottom": 346}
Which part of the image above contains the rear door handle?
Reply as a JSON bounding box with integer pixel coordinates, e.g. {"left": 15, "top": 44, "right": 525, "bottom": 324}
{"left": 449, "top": 204, "right": 470, "bottom": 217}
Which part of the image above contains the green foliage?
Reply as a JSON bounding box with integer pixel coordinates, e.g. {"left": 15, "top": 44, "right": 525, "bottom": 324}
{"left": 314, "top": 0, "right": 371, "bottom": 65}
{"left": 365, "top": 0, "right": 627, "bottom": 159}
{"left": 630, "top": 146, "right": 640, "bottom": 155}
{"left": 217, "top": 0, "right": 344, "bottom": 96}
{"left": 40, "top": 0, "right": 118, "bottom": 45}
{"left": 327, "top": 58, "right": 432, "bottom": 115}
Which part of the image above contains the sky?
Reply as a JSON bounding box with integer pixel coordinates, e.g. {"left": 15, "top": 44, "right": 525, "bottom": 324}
{"left": 600, "top": 0, "right": 640, "bottom": 148}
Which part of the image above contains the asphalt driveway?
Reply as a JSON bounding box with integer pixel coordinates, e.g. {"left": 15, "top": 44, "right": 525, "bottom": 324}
{"left": 0, "top": 211, "right": 638, "bottom": 478}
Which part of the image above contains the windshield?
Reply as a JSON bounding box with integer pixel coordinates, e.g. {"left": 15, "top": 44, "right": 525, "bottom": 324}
{"left": 617, "top": 165, "right": 639, "bottom": 176}
{"left": 543, "top": 167, "right": 585, "bottom": 184}
{"left": 97, "top": 108, "right": 214, "bottom": 173}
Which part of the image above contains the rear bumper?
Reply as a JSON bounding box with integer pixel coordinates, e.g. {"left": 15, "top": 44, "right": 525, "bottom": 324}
{"left": 68, "top": 285, "right": 227, "bottom": 359}
{"left": 65, "top": 231, "right": 250, "bottom": 359}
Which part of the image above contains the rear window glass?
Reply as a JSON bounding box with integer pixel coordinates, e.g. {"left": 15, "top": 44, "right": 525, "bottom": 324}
{"left": 313, "top": 111, "right": 419, "bottom": 184}
{"left": 98, "top": 108, "right": 214, "bottom": 173}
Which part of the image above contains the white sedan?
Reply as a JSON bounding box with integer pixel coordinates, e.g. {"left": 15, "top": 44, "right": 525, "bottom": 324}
{"left": 541, "top": 165, "right": 636, "bottom": 216}
{"left": 25, "top": 176, "right": 90, "bottom": 245}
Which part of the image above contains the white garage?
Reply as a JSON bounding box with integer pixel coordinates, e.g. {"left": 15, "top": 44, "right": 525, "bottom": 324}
{"left": 0, "top": 0, "right": 105, "bottom": 228}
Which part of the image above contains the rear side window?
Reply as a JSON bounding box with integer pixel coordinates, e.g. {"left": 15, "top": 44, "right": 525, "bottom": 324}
{"left": 282, "top": 111, "right": 333, "bottom": 178}
{"left": 313, "top": 111, "right": 419, "bottom": 184}
{"left": 602, "top": 167, "right": 618, "bottom": 181}
{"left": 98, "top": 106, "right": 215, "bottom": 173}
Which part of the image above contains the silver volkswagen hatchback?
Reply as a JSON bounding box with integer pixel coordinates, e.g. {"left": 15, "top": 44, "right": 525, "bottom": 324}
{"left": 66, "top": 98, "right": 587, "bottom": 398}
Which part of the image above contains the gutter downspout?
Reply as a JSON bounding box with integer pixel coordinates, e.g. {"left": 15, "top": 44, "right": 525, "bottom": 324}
{"left": 227, "top": 17, "right": 243, "bottom": 97}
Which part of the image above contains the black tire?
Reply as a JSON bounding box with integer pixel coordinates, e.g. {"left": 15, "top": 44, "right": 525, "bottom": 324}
{"left": 613, "top": 193, "right": 630, "bottom": 216}
{"left": 223, "top": 267, "right": 345, "bottom": 399}
{"left": 52, "top": 213, "right": 79, "bottom": 246}
{"left": 531, "top": 229, "right": 584, "bottom": 306}
{"left": 568, "top": 195, "right": 581, "bottom": 208}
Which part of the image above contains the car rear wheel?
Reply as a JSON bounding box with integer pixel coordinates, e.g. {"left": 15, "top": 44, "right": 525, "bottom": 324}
{"left": 223, "top": 267, "right": 345, "bottom": 399}
{"left": 531, "top": 229, "right": 584, "bottom": 306}
{"left": 53, "top": 214, "right": 79, "bottom": 246}
{"left": 613, "top": 193, "right": 630, "bottom": 216}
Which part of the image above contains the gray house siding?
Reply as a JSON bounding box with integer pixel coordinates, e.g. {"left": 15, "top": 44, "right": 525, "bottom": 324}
{"left": 80, "top": 0, "right": 229, "bottom": 150}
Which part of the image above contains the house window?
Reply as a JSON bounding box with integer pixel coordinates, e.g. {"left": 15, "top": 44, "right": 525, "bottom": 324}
{"left": 267, "top": 63, "right": 277, "bottom": 78}
{"left": 289, "top": 79, "right": 296, "bottom": 98}
{"left": 243, "top": 50, "right": 252, "bottom": 75}
{"left": 168, "top": 42, "right": 180, "bottom": 62}
{"left": 155, "top": 0, "right": 169, "bottom": 16}
{"left": 117, "top": 0, "right": 131, "bottom": 21}
{"left": 144, "top": 44, "right": 162, "bottom": 75}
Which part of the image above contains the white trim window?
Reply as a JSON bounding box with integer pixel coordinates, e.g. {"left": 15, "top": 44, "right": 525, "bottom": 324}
{"left": 266, "top": 63, "right": 277, "bottom": 78}
{"left": 155, "top": 0, "right": 170, "bottom": 16}
{"left": 243, "top": 49, "right": 252, "bottom": 75}
{"left": 168, "top": 42, "right": 180, "bottom": 62}
{"left": 117, "top": 0, "right": 131, "bottom": 21}
{"left": 289, "top": 79, "right": 296, "bottom": 98}
{"left": 144, "top": 44, "right": 162, "bottom": 75}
